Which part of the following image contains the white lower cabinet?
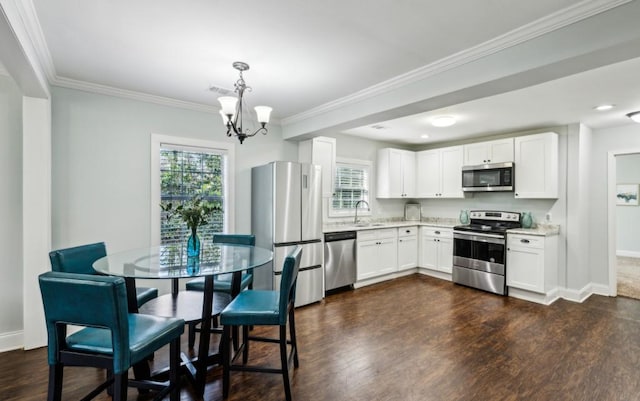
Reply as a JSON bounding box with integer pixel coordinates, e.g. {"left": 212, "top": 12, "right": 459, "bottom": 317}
{"left": 397, "top": 226, "right": 418, "bottom": 271}
{"left": 357, "top": 228, "right": 398, "bottom": 281}
{"left": 419, "top": 227, "right": 453, "bottom": 274}
{"left": 506, "top": 233, "right": 557, "bottom": 295}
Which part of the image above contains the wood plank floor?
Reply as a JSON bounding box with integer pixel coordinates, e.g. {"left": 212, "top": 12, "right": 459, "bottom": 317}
{"left": 3, "top": 274, "right": 640, "bottom": 401}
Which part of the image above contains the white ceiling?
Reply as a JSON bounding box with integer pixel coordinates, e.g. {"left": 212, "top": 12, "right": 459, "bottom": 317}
{"left": 27, "top": 0, "right": 640, "bottom": 144}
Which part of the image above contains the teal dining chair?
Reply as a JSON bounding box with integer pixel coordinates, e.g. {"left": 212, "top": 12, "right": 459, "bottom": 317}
{"left": 185, "top": 233, "right": 256, "bottom": 349}
{"left": 49, "top": 242, "right": 158, "bottom": 307}
{"left": 220, "top": 246, "right": 302, "bottom": 401}
{"left": 39, "top": 271, "right": 184, "bottom": 401}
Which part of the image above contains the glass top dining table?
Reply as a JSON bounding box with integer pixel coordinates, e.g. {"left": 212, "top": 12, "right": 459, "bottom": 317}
{"left": 92, "top": 243, "right": 272, "bottom": 398}
{"left": 93, "top": 243, "right": 273, "bottom": 279}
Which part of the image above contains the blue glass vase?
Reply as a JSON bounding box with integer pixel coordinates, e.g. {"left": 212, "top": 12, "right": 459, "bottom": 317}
{"left": 187, "top": 256, "right": 200, "bottom": 275}
{"left": 521, "top": 212, "right": 533, "bottom": 228}
{"left": 187, "top": 232, "right": 201, "bottom": 257}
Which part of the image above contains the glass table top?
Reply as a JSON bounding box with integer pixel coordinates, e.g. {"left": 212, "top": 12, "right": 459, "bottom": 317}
{"left": 93, "top": 244, "right": 272, "bottom": 279}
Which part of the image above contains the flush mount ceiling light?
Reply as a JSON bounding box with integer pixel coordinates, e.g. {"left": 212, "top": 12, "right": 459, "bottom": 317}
{"left": 627, "top": 111, "right": 640, "bottom": 123}
{"left": 594, "top": 104, "right": 615, "bottom": 111}
{"left": 430, "top": 115, "right": 457, "bottom": 127}
{"left": 421, "top": 134, "right": 430, "bottom": 139}
{"left": 217, "top": 61, "right": 272, "bottom": 144}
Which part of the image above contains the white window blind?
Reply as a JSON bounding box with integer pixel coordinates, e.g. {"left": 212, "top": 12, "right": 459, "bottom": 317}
{"left": 159, "top": 145, "right": 227, "bottom": 261}
{"left": 331, "top": 162, "right": 370, "bottom": 213}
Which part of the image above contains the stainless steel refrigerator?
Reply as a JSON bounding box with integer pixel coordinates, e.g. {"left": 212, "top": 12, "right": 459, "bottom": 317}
{"left": 251, "top": 161, "right": 323, "bottom": 306}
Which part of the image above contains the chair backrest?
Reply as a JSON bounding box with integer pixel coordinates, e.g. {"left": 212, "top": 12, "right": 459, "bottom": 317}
{"left": 213, "top": 234, "right": 255, "bottom": 246}
{"left": 48, "top": 242, "right": 107, "bottom": 274}
{"left": 278, "top": 246, "right": 302, "bottom": 324}
{"left": 38, "top": 271, "right": 131, "bottom": 372}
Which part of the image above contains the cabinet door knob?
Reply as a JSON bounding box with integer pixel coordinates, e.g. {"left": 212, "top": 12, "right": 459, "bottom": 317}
{"left": 507, "top": 247, "right": 510, "bottom": 251}
{"left": 521, "top": 239, "right": 530, "bottom": 244}
{"left": 435, "top": 231, "right": 440, "bottom": 234}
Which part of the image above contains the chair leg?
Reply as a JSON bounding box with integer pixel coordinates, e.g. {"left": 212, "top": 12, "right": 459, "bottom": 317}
{"left": 113, "top": 372, "right": 128, "bottom": 401}
{"left": 222, "top": 325, "right": 231, "bottom": 399}
{"left": 280, "top": 325, "right": 292, "bottom": 401}
{"left": 170, "top": 337, "right": 181, "bottom": 401}
{"left": 47, "top": 364, "right": 63, "bottom": 401}
{"left": 188, "top": 322, "right": 197, "bottom": 349}
{"left": 232, "top": 326, "right": 240, "bottom": 351}
{"left": 289, "top": 308, "right": 299, "bottom": 368}
{"left": 242, "top": 325, "right": 250, "bottom": 365}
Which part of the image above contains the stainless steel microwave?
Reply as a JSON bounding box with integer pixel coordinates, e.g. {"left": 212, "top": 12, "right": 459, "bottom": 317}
{"left": 461, "top": 162, "right": 514, "bottom": 192}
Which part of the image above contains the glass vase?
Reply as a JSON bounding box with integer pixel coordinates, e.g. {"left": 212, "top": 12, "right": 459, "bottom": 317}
{"left": 521, "top": 212, "right": 533, "bottom": 228}
{"left": 187, "top": 256, "right": 200, "bottom": 275}
{"left": 187, "top": 232, "right": 201, "bottom": 257}
{"left": 459, "top": 210, "right": 470, "bottom": 225}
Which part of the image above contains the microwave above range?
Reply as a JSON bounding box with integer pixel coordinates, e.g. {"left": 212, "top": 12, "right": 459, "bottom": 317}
{"left": 462, "top": 162, "right": 514, "bottom": 192}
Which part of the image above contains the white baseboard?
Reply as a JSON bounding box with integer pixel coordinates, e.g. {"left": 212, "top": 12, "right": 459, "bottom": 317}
{"left": 0, "top": 330, "right": 23, "bottom": 353}
{"left": 417, "top": 268, "right": 452, "bottom": 281}
{"left": 509, "top": 288, "right": 560, "bottom": 305}
{"left": 616, "top": 250, "right": 640, "bottom": 258}
{"left": 559, "top": 283, "right": 593, "bottom": 303}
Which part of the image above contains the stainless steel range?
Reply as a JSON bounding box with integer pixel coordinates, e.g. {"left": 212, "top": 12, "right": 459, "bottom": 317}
{"left": 452, "top": 210, "right": 521, "bottom": 295}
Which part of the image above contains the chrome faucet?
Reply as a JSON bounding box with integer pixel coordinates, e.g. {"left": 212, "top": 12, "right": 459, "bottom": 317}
{"left": 354, "top": 200, "right": 370, "bottom": 224}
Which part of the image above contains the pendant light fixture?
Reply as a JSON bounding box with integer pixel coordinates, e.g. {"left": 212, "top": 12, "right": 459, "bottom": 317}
{"left": 217, "top": 62, "right": 272, "bottom": 144}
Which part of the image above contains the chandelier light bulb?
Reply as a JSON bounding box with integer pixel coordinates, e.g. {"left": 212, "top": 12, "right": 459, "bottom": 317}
{"left": 218, "top": 96, "right": 238, "bottom": 116}
{"left": 255, "top": 106, "right": 273, "bottom": 124}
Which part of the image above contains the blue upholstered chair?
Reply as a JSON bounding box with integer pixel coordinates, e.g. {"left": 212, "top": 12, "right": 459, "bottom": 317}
{"left": 39, "top": 271, "right": 184, "bottom": 401}
{"left": 185, "top": 233, "right": 255, "bottom": 349}
{"left": 221, "top": 246, "right": 302, "bottom": 401}
{"left": 49, "top": 242, "right": 158, "bottom": 307}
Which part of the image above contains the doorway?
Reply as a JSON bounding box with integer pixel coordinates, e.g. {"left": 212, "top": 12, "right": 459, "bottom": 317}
{"left": 609, "top": 152, "right": 640, "bottom": 299}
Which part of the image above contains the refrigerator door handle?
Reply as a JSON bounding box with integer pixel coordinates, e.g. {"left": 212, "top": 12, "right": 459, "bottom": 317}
{"left": 303, "top": 174, "right": 308, "bottom": 189}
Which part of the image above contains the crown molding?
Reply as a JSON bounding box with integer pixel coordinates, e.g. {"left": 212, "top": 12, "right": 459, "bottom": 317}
{"left": 13, "top": 0, "right": 56, "bottom": 82}
{"left": 52, "top": 76, "right": 219, "bottom": 114}
{"left": 281, "top": 0, "right": 632, "bottom": 126}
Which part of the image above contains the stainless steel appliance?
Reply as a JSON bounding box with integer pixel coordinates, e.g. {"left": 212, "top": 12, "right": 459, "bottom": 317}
{"left": 251, "top": 161, "right": 323, "bottom": 306}
{"left": 324, "top": 231, "right": 357, "bottom": 292}
{"left": 462, "top": 162, "right": 514, "bottom": 192}
{"left": 452, "top": 210, "right": 521, "bottom": 295}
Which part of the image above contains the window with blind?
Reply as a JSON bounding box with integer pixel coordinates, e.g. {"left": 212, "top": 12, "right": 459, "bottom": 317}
{"left": 330, "top": 160, "right": 371, "bottom": 216}
{"left": 159, "top": 144, "right": 227, "bottom": 258}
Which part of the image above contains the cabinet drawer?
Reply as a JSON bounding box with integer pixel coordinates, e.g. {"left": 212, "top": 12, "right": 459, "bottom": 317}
{"left": 398, "top": 226, "right": 418, "bottom": 237}
{"left": 357, "top": 230, "right": 378, "bottom": 241}
{"left": 420, "top": 227, "right": 452, "bottom": 238}
{"left": 357, "top": 228, "right": 398, "bottom": 241}
{"left": 508, "top": 234, "right": 543, "bottom": 249}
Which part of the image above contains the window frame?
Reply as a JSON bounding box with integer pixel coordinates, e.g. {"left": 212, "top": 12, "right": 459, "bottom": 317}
{"left": 328, "top": 157, "right": 372, "bottom": 218}
{"left": 150, "top": 134, "right": 235, "bottom": 246}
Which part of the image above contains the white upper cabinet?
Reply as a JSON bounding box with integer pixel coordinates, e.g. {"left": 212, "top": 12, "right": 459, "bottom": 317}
{"left": 376, "top": 148, "right": 415, "bottom": 198}
{"left": 416, "top": 146, "right": 464, "bottom": 198}
{"left": 514, "top": 132, "right": 558, "bottom": 199}
{"left": 463, "top": 138, "right": 514, "bottom": 165}
{"left": 299, "top": 136, "right": 336, "bottom": 198}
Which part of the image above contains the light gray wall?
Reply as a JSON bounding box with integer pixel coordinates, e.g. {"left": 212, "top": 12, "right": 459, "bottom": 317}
{"left": 616, "top": 153, "right": 640, "bottom": 255}
{"left": 590, "top": 124, "right": 640, "bottom": 285}
{"left": 51, "top": 86, "right": 296, "bottom": 253}
{"left": 0, "top": 74, "right": 23, "bottom": 336}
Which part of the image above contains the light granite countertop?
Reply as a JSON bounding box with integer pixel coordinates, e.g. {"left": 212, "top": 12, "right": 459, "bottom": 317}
{"left": 323, "top": 217, "right": 458, "bottom": 233}
{"left": 507, "top": 224, "right": 560, "bottom": 237}
{"left": 323, "top": 217, "right": 560, "bottom": 236}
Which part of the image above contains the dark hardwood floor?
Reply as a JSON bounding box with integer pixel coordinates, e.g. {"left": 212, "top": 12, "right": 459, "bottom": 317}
{"left": 3, "top": 274, "right": 640, "bottom": 401}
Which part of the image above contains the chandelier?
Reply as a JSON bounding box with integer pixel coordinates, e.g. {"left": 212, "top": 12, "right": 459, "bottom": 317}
{"left": 217, "top": 61, "right": 272, "bottom": 144}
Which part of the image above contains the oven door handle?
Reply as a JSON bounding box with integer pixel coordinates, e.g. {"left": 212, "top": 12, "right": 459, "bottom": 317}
{"left": 453, "top": 231, "right": 505, "bottom": 244}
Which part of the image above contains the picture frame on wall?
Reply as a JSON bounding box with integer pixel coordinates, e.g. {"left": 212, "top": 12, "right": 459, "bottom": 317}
{"left": 616, "top": 184, "right": 639, "bottom": 206}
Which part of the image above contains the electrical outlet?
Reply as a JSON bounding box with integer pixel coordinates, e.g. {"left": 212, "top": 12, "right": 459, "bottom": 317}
{"left": 545, "top": 213, "right": 552, "bottom": 222}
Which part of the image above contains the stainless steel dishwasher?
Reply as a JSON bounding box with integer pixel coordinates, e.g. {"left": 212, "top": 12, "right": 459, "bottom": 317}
{"left": 324, "top": 231, "right": 357, "bottom": 292}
